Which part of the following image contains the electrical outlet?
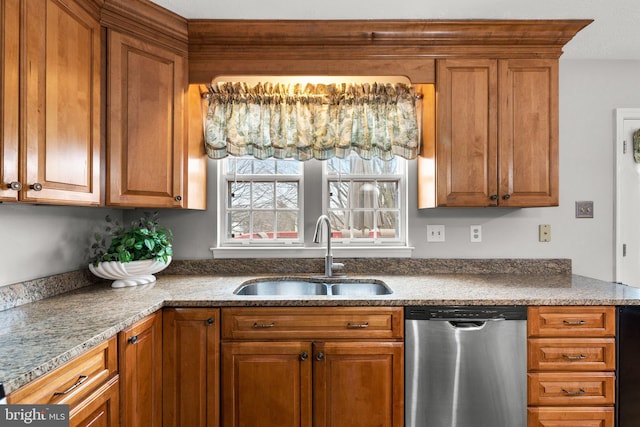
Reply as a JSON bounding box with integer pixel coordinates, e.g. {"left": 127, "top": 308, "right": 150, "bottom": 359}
{"left": 427, "top": 225, "right": 445, "bottom": 242}
{"left": 539, "top": 224, "right": 551, "bottom": 242}
{"left": 575, "top": 201, "right": 594, "bottom": 218}
{"left": 470, "top": 225, "right": 482, "bottom": 242}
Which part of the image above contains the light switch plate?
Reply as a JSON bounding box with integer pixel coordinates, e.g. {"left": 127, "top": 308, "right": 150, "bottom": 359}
{"left": 427, "top": 225, "right": 445, "bottom": 242}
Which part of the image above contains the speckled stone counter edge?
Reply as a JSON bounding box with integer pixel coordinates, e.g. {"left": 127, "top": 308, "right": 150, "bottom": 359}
{"left": 0, "top": 270, "right": 101, "bottom": 312}
{"left": 0, "top": 258, "right": 571, "bottom": 312}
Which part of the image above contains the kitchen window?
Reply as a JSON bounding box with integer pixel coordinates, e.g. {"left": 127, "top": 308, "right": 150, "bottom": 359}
{"left": 220, "top": 157, "right": 304, "bottom": 245}
{"left": 324, "top": 155, "right": 406, "bottom": 245}
{"left": 218, "top": 153, "right": 408, "bottom": 250}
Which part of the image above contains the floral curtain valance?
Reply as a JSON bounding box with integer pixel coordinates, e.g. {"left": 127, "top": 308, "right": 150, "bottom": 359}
{"left": 203, "top": 81, "right": 420, "bottom": 161}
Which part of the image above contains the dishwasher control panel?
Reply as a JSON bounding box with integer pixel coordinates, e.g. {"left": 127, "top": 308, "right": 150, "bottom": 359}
{"left": 405, "top": 305, "right": 527, "bottom": 321}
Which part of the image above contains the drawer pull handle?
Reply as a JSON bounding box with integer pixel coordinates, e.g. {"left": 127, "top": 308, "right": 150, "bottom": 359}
{"left": 563, "top": 320, "right": 586, "bottom": 325}
{"left": 253, "top": 322, "right": 275, "bottom": 329}
{"left": 54, "top": 375, "right": 88, "bottom": 396}
{"left": 347, "top": 322, "right": 369, "bottom": 329}
{"left": 562, "top": 354, "right": 587, "bottom": 360}
{"left": 562, "top": 388, "right": 586, "bottom": 396}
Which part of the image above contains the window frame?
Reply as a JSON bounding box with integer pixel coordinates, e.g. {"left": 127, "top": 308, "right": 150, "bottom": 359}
{"left": 322, "top": 157, "right": 408, "bottom": 247}
{"left": 218, "top": 157, "right": 305, "bottom": 247}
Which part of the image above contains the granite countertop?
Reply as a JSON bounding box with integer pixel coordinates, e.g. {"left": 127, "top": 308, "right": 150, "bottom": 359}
{"left": 2, "top": 272, "right": 640, "bottom": 395}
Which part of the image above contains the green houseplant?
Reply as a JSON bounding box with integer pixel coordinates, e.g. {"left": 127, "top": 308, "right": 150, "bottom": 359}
{"left": 89, "top": 212, "right": 173, "bottom": 288}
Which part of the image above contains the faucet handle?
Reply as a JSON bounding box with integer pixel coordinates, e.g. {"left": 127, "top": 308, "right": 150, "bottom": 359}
{"left": 332, "top": 262, "right": 344, "bottom": 271}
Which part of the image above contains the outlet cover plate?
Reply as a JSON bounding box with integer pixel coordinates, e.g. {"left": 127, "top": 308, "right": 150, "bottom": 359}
{"left": 575, "top": 201, "right": 594, "bottom": 218}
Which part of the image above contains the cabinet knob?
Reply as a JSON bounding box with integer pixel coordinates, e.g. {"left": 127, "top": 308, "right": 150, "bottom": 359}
{"left": 299, "top": 352, "right": 309, "bottom": 361}
{"left": 30, "top": 182, "right": 43, "bottom": 191}
{"left": 175, "top": 195, "right": 182, "bottom": 201}
{"left": 490, "top": 194, "right": 498, "bottom": 200}
{"left": 8, "top": 181, "right": 22, "bottom": 191}
{"left": 315, "top": 352, "right": 325, "bottom": 361}
{"left": 502, "top": 194, "right": 511, "bottom": 200}
{"left": 207, "top": 318, "right": 214, "bottom": 325}
{"left": 128, "top": 335, "right": 138, "bottom": 345}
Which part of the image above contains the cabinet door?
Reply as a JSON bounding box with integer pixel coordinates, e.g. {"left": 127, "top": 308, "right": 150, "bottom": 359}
{"left": 107, "top": 30, "right": 186, "bottom": 208}
{"left": 119, "top": 311, "right": 162, "bottom": 427}
{"left": 163, "top": 308, "right": 219, "bottom": 427}
{"left": 499, "top": 59, "right": 559, "bottom": 207}
{"left": 0, "top": 0, "right": 20, "bottom": 202}
{"left": 22, "top": 0, "right": 101, "bottom": 205}
{"left": 69, "top": 376, "right": 119, "bottom": 427}
{"left": 436, "top": 59, "right": 498, "bottom": 207}
{"left": 313, "top": 341, "right": 404, "bottom": 427}
{"left": 222, "top": 341, "right": 312, "bottom": 427}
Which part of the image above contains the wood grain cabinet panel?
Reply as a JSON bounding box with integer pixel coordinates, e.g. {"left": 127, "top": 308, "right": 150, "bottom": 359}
{"left": 528, "top": 338, "right": 615, "bottom": 372}
{"left": 119, "top": 311, "right": 163, "bottom": 427}
{"left": 1, "top": 0, "right": 101, "bottom": 205}
{"left": 528, "top": 372, "right": 615, "bottom": 406}
{"left": 8, "top": 337, "right": 119, "bottom": 427}
{"left": 527, "top": 306, "right": 616, "bottom": 427}
{"left": 528, "top": 307, "right": 616, "bottom": 338}
{"left": 424, "top": 58, "right": 558, "bottom": 207}
{"left": 221, "top": 307, "right": 403, "bottom": 427}
{"left": 107, "top": 30, "right": 187, "bottom": 208}
{"left": 163, "top": 308, "right": 220, "bottom": 427}
{"left": 528, "top": 407, "right": 614, "bottom": 427}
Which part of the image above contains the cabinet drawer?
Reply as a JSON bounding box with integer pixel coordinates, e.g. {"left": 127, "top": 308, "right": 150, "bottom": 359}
{"left": 528, "top": 338, "right": 615, "bottom": 371}
{"left": 528, "top": 307, "right": 615, "bottom": 337}
{"left": 528, "top": 407, "right": 614, "bottom": 427}
{"left": 528, "top": 372, "right": 615, "bottom": 406}
{"left": 8, "top": 337, "right": 117, "bottom": 408}
{"left": 221, "top": 307, "right": 403, "bottom": 340}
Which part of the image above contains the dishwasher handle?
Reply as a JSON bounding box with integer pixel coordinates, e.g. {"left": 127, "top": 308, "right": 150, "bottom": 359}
{"left": 447, "top": 318, "right": 507, "bottom": 329}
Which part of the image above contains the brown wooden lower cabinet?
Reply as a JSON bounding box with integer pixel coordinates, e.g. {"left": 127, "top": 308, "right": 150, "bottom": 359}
{"left": 221, "top": 307, "right": 404, "bottom": 427}
{"left": 163, "top": 308, "right": 220, "bottom": 427}
{"left": 119, "top": 311, "right": 163, "bottom": 427}
{"left": 528, "top": 406, "right": 614, "bottom": 427}
{"left": 69, "top": 376, "right": 120, "bottom": 427}
{"left": 527, "top": 306, "right": 616, "bottom": 427}
{"left": 7, "top": 337, "right": 119, "bottom": 427}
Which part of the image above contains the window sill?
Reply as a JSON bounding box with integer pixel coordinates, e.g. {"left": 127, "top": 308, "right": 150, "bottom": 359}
{"left": 209, "top": 246, "right": 414, "bottom": 259}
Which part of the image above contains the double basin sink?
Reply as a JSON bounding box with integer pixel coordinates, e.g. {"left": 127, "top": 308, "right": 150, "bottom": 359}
{"left": 234, "top": 277, "right": 392, "bottom": 297}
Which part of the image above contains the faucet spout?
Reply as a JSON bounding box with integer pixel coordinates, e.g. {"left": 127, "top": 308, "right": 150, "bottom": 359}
{"left": 313, "top": 215, "right": 344, "bottom": 277}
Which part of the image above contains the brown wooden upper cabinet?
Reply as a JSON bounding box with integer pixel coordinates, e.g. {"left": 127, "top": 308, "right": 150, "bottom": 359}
{"left": 0, "top": 0, "right": 101, "bottom": 205}
{"left": 421, "top": 58, "right": 559, "bottom": 208}
{"left": 102, "top": 0, "right": 206, "bottom": 209}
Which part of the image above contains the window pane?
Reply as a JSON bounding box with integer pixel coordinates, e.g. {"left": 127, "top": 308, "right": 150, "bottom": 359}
{"left": 277, "top": 182, "right": 298, "bottom": 208}
{"left": 253, "top": 159, "right": 276, "bottom": 174}
{"left": 353, "top": 181, "right": 378, "bottom": 209}
{"left": 235, "top": 159, "right": 254, "bottom": 174}
{"left": 329, "top": 181, "right": 349, "bottom": 209}
{"left": 329, "top": 211, "right": 348, "bottom": 234}
{"left": 352, "top": 210, "right": 375, "bottom": 232}
{"left": 277, "top": 212, "right": 299, "bottom": 238}
{"left": 377, "top": 211, "right": 399, "bottom": 238}
{"left": 377, "top": 182, "right": 399, "bottom": 208}
{"left": 229, "top": 211, "right": 250, "bottom": 239}
{"left": 253, "top": 211, "right": 275, "bottom": 236}
{"left": 252, "top": 182, "right": 274, "bottom": 208}
{"left": 229, "top": 182, "right": 251, "bottom": 208}
{"left": 276, "top": 161, "right": 302, "bottom": 175}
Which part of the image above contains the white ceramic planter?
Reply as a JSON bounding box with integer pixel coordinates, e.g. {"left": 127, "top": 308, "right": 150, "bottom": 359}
{"left": 89, "top": 257, "right": 171, "bottom": 288}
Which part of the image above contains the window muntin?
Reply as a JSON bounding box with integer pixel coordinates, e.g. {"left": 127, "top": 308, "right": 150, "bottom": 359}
{"left": 324, "top": 155, "right": 406, "bottom": 244}
{"left": 222, "top": 158, "right": 303, "bottom": 244}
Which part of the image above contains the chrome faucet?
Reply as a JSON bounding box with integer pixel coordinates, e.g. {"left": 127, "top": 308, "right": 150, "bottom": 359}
{"left": 313, "top": 215, "right": 344, "bottom": 277}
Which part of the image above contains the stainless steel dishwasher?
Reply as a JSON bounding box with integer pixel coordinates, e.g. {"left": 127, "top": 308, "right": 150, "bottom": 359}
{"left": 405, "top": 306, "right": 527, "bottom": 427}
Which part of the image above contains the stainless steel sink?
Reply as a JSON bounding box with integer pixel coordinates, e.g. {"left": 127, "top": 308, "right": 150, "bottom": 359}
{"left": 329, "top": 282, "right": 392, "bottom": 296}
{"left": 234, "top": 280, "right": 328, "bottom": 295}
{"left": 234, "top": 278, "right": 392, "bottom": 296}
